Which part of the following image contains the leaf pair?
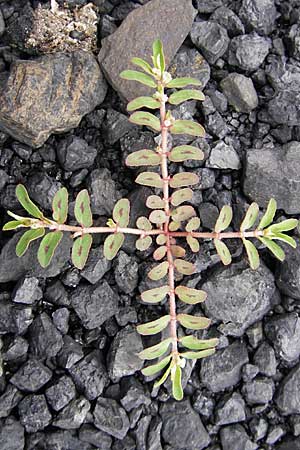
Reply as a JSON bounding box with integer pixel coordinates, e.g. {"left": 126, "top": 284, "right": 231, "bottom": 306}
{"left": 103, "top": 198, "right": 130, "bottom": 261}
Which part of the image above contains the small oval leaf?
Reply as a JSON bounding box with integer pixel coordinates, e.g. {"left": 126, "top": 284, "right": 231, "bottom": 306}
{"left": 258, "top": 198, "right": 277, "bottom": 230}
{"left": 113, "top": 198, "right": 130, "bottom": 227}
{"left": 37, "top": 231, "right": 63, "bottom": 268}
{"left": 72, "top": 234, "right": 92, "bottom": 270}
{"left": 170, "top": 245, "right": 186, "bottom": 258}
{"left": 179, "top": 336, "right": 219, "bottom": 350}
{"left": 153, "top": 39, "right": 165, "bottom": 72}
{"left": 138, "top": 338, "right": 172, "bottom": 360}
{"left": 174, "top": 259, "right": 195, "bottom": 275}
{"left": 169, "top": 145, "right": 204, "bottom": 162}
{"left": 131, "top": 57, "right": 153, "bottom": 75}
{"left": 141, "top": 285, "right": 170, "bottom": 304}
{"left": 172, "top": 365, "right": 183, "bottom": 401}
{"left": 148, "top": 261, "right": 169, "bottom": 280}
{"left": 16, "top": 228, "right": 45, "bottom": 257}
{"left": 270, "top": 232, "right": 297, "bottom": 248}
{"left": 214, "top": 205, "right": 233, "bottom": 233}
{"left": 153, "top": 245, "right": 167, "bottom": 260}
{"left": 177, "top": 314, "right": 211, "bottom": 330}
{"left": 127, "top": 96, "right": 160, "bottom": 111}
{"left": 186, "top": 236, "right": 200, "bottom": 252}
{"left": 146, "top": 195, "right": 165, "bottom": 209}
{"left": 16, "top": 184, "right": 44, "bottom": 219}
{"left": 137, "top": 315, "right": 170, "bottom": 336}
{"left": 149, "top": 209, "right": 167, "bottom": 224}
{"left": 156, "top": 234, "right": 167, "bottom": 245}
{"left": 3, "top": 220, "right": 27, "bottom": 231}
{"left": 243, "top": 239, "right": 260, "bottom": 270}
{"left": 169, "top": 89, "right": 205, "bottom": 105}
{"left": 74, "top": 190, "right": 93, "bottom": 228}
{"left": 135, "top": 172, "right": 163, "bottom": 188}
{"left": 267, "top": 219, "right": 298, "bottom": 233}
{"left": 170, "top": 120, "right": 205, "bottom": 137}
{"left": 120, "top": 70, "right": 156, "bottom": 88}
{"left": 136, "top": 216, "right": 152, "bottom": 231}
{"left": 214, "top": 239, "right": 232, "bottom": 265}
{"left": 126, "top": 150, "right": 161, "bottom": 167}
{"left": 170, "top": 173, "right": 199, "bottom": 188}
{"left": 175, "top": 286, "right": 207, "bottom": 304}
{"left": 104, "top": 233, "right": 124, "bottom": 260}
{"left": 136, "top": 235, "right": 152, "bottom": 251}
{"left": 240, "top": 203, "right": 259, "bottom": 231}
{"left": 258, "top": 237, "right": 285, "bottom": 261}
{"left": 169, "top": 221, "right": 181, "bottom": 231}
{"left": 166, "top": 77, "right": 201, "bottom": 88}
{"left": 129, "top": 112, "right": 161, "bottom": 132}
{"left": 171, "top": 188, "right": 193, "bottom": 206}
{"left": 186, "top": 217, "right": 201, "bottom": 232}
{"left": 52, "top": 187, "right": 68, "bottom": 224}
{"left": 171, "top": 205, "right": 196, "bottom": 222}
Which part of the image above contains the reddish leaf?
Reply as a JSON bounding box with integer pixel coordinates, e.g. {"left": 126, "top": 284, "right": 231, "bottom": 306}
{"left": 135, "top": 172, "right": 163, "bottom": 188}
{"left": 187, "top": 235, "right": 200, "bottom": 252}
{"left": 174, "top": 259, "right": 195, "bottom": 275}
{"left": 170, "top": 120, "right": 205, "bottom": 137}
{"left": 170, "top": 173, "right": 199, "bottom": 188}
{"left": 170, "top": 245, "right": 186, "bottom": 258}
{"left": 169, "top": 145, "right": 204, "bottom": 162}
{"left": 113, "top": 198, "right": 130, "bottom": 227}
{"left": 171, "top": 188, "right": 193, "bottom": 206}
{"left": 153, "top": 245, "right": 167, "bottom": 260}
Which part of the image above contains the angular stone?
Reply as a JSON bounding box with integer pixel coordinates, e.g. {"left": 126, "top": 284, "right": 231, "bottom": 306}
{"left": 0, "top": 51, "right": 107, "bottom": 147}
{"left": 10, "top": 359, "right": 52, "bottom": 392}
{"left": 265, "top": 57, "right": 300, "bottom": 93}
{"left": 168, "top": 47, "right": 210, "bottom": 90}
{"left": 200, "top": 341, "right": 249, "bottom": 392}
{"left": 242, "top": 377, "right": 275, "bottom": 405}
{"left": 276, "top": 245, "right": 300, "bottom": 299}
{"left": 244, "top": 142, "right": 300, "bottom": 214}
{"left": 98, "top": 0, "right": 196, "bottom": 101}
{"left": 211, "top": 6, "right": 245, "bottom": 37}
{"left": 220, "top": 73, "right": 258, "bottom": 113}
{"left": 254, "top": 342, "right": 277, "bottom": 376}
{"left": 0, "top": 301, "right": 33, "bottom": 335}
{"left": 12, "top": 277, "right": 42, "bottom": 305}
{"left": 28, "top": 312, "right": 63, "bottom": 359}
{"left": 103, "top": 108, "right": 135, "bottom": 145}
{"left": 220, "top": 424, "right": 258, "bottom": 450}
{"left": 88, "top": 168, "right": 119, "bottom": 216}
{"left": 239, "top": 0, "right": 278, "bottom": 35}
{"left": 120, "top": 378, "right": 151, "bottom": 412}
{"left": 206, "top": 140, "right": 241, "bottom": 169}
{"left": 194, "top": 0, "right": 223, "bottom": 13}
{"left": 71, "top": 280, "right": 119, "bottom": 330}
{"left": 81, "top": 247, "right": 111, "bottom": 284}
{"left": 215, "top": 393, "right": 246, "bottom": 425}
{"left": 69, "top": 350, "right": 109, "bottom": 400}
{"left": 265, "top": 312, "right": 300, "bottom": 362}
{"left": 52, "top": 308, "right": 69, "bottom": 335}
{"left": 287, "top": 25, "right": 300, "bottom": 61}
{"left": 0, "top": 418, "right": 25, "bottom": 450}
{"left": 107, "top": 326, "right": 143, "bottom": 382}
{"left": 202, "top": 262, "right": 275, "bottom": 337}
{"left": 276, "top": 364, "right": 300, "bottom": 415}
{"left": 56, "top": 136, "right": 97, "bottom": 172}
{"left": 268, "top": 91, "right": 300, "bottom": 126}
{"left": 0, "top": 10, "right": 4, "bottom": 37}
{"left": 79, "top": 424, "right": 113, "bottom": 450}
{"left": 0, "top": 385, "right": 23, "bottom": 419}
{"left": 57, "top": 336, "right": 84, "bottom": 369}
{"left": 39, "top": 430, "right": 92, "bottom": 450}
{"left": 93, "top": 397, "right": 129, "bottom": 439}
{"left": 45, "top": 376, "right": 76, "bottom": 412}
{"left": 191, "top": 21, "right": 229, "bottom": 64}
{"left": 160, "top": 399, "right": 210, "bottom": 450}
{"left": 18, "top": 394, "right": 52, "bottom": 433}
{"left": 228, "top": 33, "right": 271, "bottom": 71}
{"left": 52, "top": 397, "right": 90, "bottom": 430}
{"left": 114, "top": 251, "right": 139, "bottom": 294}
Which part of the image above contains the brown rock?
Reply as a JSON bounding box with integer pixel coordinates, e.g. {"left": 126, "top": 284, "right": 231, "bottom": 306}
{"left": 0, "top": 51, "right": 107, "bottom": 148}
{"left": 98, "top": 0, "right": 197, "bottom": 101}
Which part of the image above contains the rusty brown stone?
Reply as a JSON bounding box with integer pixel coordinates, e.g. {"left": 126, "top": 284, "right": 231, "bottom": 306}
{"left": 98, "top": 0, "right": 197, "bottom": 101}
{"left": 0, "top": 51, "right": 107, "bottom": 148}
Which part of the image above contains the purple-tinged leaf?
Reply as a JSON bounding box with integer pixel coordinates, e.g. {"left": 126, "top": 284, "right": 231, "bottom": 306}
{"left": 136, "top": 235, "right": 152, "bottom": 251}
{"left": 179, "top": 336, "right": 219, "bottom": 351}
{"left": 170, "top": 120, "right": 205, "bottom": 137}
{"left": 129, "top": 112, "right": 161, "bottom": 132}
{"left": 135, "top": 172, "right": 163, "bottom": 188}
{"left": 214, "top": 205, "right": 232, "bottom": 233}
{"left": 16, "top": 228, "right": 45, "bottom": 257}
{"left": 169, "top": 145, "right": 204, "bottom": 162}
{"left": 174, "top": 259, "right": 195, "bottom": 275}
{"left": 74, "top": 190, "right": 93, "bottom": 228}
{"left": 72, "top": 234, "right": 92, "bottom": 269}
{"left": 127, "top": 96, "right": 160, "bottom": 112}
{"left": 175, "top": 286, "right": 207, "bottom": 304}
{"left": 146, "top": 195, "right": 165, "bottom": 209}
{"left": 141, "top": 285, "right": 170, "bottom": 304}
{"left": 138, "top": 338, "right": 172, "bottom": 360}
{"left": 126, "top": 150, "right": 161, "bottom": 167}
{"left": 148, "top": 261, "right": 169, "bottom": 280}
{"left": 137, "top": 314, "right": 170, "bottom": 336}
{"left": 136, "top": 216, "right": 152, "bottom": 231}
{"left": 171, "top": 188, "right": 193, "bottom": 206}
{"left": 16, "top": 184, "right": 44, "bottom": 219}
{"left": 113, "top": 198, "right": 130, "bottom": 227}
{"left": 169, "top": 89, "right": 205, "bottom": 105}
{"left": 186, "top": 235, "right": 200, "bottom": 252}
{"left": 170, "top": 245, "right": 186, "bottom": 258}
{"left": 104, "top": 233, "right": 124, "bottom": 260}
{"left": 166, "top": 77, "right": 201, "bottom": 88}
{"left": 37, "top": 231, "right": 63, "bottom": 268}
{"left": 52, "top": 187, "right": 68, "bottom": 224}
{"left": 153, "top": 245, "right": 167, "bottom": 261}
{"left": 177, "top": 314, "right": 211, "bottom": 330}
{"left": 214, "top": 239, "right": 232, "bottom": 265}
{"left": 120, "top": 70, "right": 156, "bottom": 88}
{"left": 170, "top": 173, "right": 199, "bottom": 188}
{"left": 171, "top": 205, "right": 196, "bottom": 222}
{"left": 186, "top": 217, "right": 201, "bottom": 232}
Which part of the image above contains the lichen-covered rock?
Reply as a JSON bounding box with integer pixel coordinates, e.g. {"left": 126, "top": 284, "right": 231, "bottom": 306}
{"left": 98, "top": 0, "right": 196, "bottom": 101}
{"left": 0, "top": 51, "right": 107, "bottom": 147}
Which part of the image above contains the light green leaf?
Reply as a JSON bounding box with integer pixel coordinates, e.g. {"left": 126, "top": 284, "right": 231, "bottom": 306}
{"left": 126, "top": 149, "right": 161, "bottom": 167}
{"left": 104, "top": 233, "right": 124, "bottom": 260}
{"left": 186, "top": 216, "right": 201, "bottom": 232}
{"left": 135, "top": 172, "right": 163, "bottom": 188}
{"left": 179, "top": 336, "right": 219, "bottom": 351}
{"left": 172, "top": 365, "right": 183, "bottom": 401}
{"left": 169, "top": 89, "right": 205, "bottom": 105}
{"left": 169, "top": 145, "right": 204, "bottom": 162}
{"left": 166, "top": 77, "right": 201, "bottom": 88}
{"left": 74, "top": 190, "right": 93, "bottom": 228}
{"left": 153, "top": 245, "right": 167, "bottom": 261}
{"left": 240, "top": 203, "right": 259, "bottom": 231}
{"left": 141, "top": 355, "right": 172, "bottom": 377}
{"left": 113, "top": 198, "right": 130, "bottom": 227}
{"left": 129, "top": 111, "right": 161, "bottom": 132}
{"left": 149, "top": 209, "right": 167, "bottom": 224}
{"left": 258, "top": 198, "right": 277, "bottom": 230}
{"left": 175, "top": 286, "right": 207, "bottom": 304}
{"left": 3, "top": 220, "right": 28, "bottom": 231}
{"left": 146, "top": 195, "right": 165, "bottom": 209}
{"left": 214, "top": 205, "right": 233, "bottom": 233}
{"left": 177, "top": 314, "right": 211, "bottom": 330}
{"left": 72, "top": 234, "right": 92, "bottom": 269}
{"left": 152, "top": 39, "right": 165, "bottom": 72}
{"left": 37, "top": 231, "right": 63, "bottom": 268}
{"left": 170, "top": 120, "right": 205, "bottom": 137}
{"left": 214, "top": 239, "right": 232, "bottom": 265}
{"left": 148, "top": 261, "right": 169, "bottom": 280}
{"left": 137, "top": 315, "right": 170, "bottom": 336}
{"left": 16, "top": 228, "right": 45, "bottom": 257}
{"left": 267, "top": 219, "right": 298, "bottom": 233}
{"left": 171, "top": 245, "right": 186, "bottom": 258}
{"left": 138, "top": 338, "right": 172, "bottom": 360}
{"left": 154, "top": 364, "right": 172, "bottom": 388}
{"left": 141, "top": 285, "right": 170, "bottom": 304}
{"left": 171, "top": 205, "right": 196, "bottom": 222}
{"left": 127, "top": 96, "right": 160, "bottom": 111}
{"left": 131, "top": 57, "right": 153, "bottom": 75}
{"left": 180, "top": 348, "right": 216, "bottom": 360}
{"left": 52, "top": 187, "right": 68, "bottom": 224}
{"left": 136, "top": 216, "right": 152, "bottom": 230}
{"left": 243, "top": 239, "right": 260, "bottom": 270}
{"left": 16, "top": 184, "right": 44, "bottom": 219}
{"left": 174, "top": 259, "right": 195, "bottom": 275}
{"left": 186, "top": 235, "right": 200, "bottom": 252}
{"left": 136, "top": 235, "right": 152, "bottom": 251}
{"left": 270, "top": 232, "right": 297, "bottom": 248}
{"left": 171, "top": 188, "right": 193, "bottom": 206}
{"left": 157, "top": 234, "right": 167, "bottom": 245}
{"left": 169, "top": 221, "right": 181, "bottom": 231}
{"left": 258, "top": 237, "right": 285, "bottom": 261}
{"left": 170, "top": 173, "right": 199, "bottom": 188}
{"left": 120, "top": 70, "right": 156, "bottom": 88}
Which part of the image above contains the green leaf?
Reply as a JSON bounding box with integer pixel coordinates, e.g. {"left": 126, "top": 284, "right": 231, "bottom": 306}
{"left": 127, "top": 96, "right": 160, "bottom": 111}
{"left": 171, "top": 188, "right": 193, "bottom": 206}
{"left": 149, "top": 209, "right": 167, "bottom": 224}
{"left": 169, "top": 89, "right": 205, "bottom": 105}
{"left": 169, "top": 221, "right": 181, "bottom": 231}
{"left": 166, "top": 77, "right": 201, "bottom": 88}
{"left": 136, "top": 236, "right": 152, "bottom": 251}
{"left": 16, "top": 228, "right": 45, "bottom": 257}
{"left": 186, "top": 217, "right": 201, "bottom": 232}
{"left": 129, "top": 112, "right": 161, "bottom": 132}
{"left": 270, "top": 232, "right": 297, "bottom": 248}
{"left": 170, "top": 173, "right": 199, "bottom": 188}
{"left": 172, "top": 365, "right": 183, "bottom": 401}
{"left": 177, "top": 314, "right": 211, "bottom": 330}
{"left": 186, "top": 235, "right": 200, "bottom": 252}
{"left": 267, "top": 219, "right": 298, "bottom": 233}
{"left": 214, "top": 205, "right": 233, "bottom": 233}
{"left": 170, "top": 120, "right": 205, "bottom": 137}
{"left": 156, "top": 234, "right": 167, "bottom": 245}
{"left": 169, "top": 145, "right": 204, "bottom": 162}
{"left": 74, "top": 190, "right": 93, "bottom": 228}
{"left": 120, "top": 70, "right": 156, "bottom": 88}
{"left": 16, "top": 184, "right": 44, "bottom": 219}
{"left": 141, "top": 355, "right": 172, "bottom": 377}
{"left": 138, "top": 338, "right": 172, "bottom": 360}
{"left": 175, "top": 286, "right": 207, "bottom": 304}
{"left": 3, "top": 220, "right": 27, "bottom": 231}
{"left": 126, "top": 149, "right": 161, "bottom": 167}
{"left": 240, "top": 203, "right": 259, "bottom": 231}
{"left": 104, "top": 233, "right": 124, "bottom": 260}
{"left": 148, "top": 261, "right": 169, "bottom": 280}
{"left": 141, "top": 285, "right": 170, "bottom": 304}
{"left": 113, "top": 198, "right": 130, "bottom": 227}
{"left": 72, "top": 234, "right": 92, "bottom": 269}
{"left": 243, "top": 239, "right": 260, "bottom": 270}
{"left": 170, "top": 246, "right": 185, "bottom": 258}
{"left": 137, "top": 315, "right": 170, "bottom": 336}
{"left": 135, "top": 172, "right": 163, "bottom": 188}
{"left": 154, "top": 364, "right": 172, "bottom": 388}
{"left": 153, "top": 245, "right": 167, "bottom": 260}
{"left": 174, "top": 259, "right": 195, "bottom": 275}
{"left": 171, "top": 205, "right": 196, "bottom": 222}
{"left": 52, "top": 187, "right": 68, "bottom": 224}
{"left": 37, "top": 231, "right": 63, "bottom": 268}
{"left": 136, "top": 216, "right": 152, "bottom": 231}
{"left": 214, "top": 239, "right": 232, "bottom": 265}
{"left": 131, "top": 57, "right": 153, "bottom": 75}
{"left": 179, "top": 336, "right": 219, "bottom": 351}
{"left": 152, "top": 39, "right": 165, "bottom": 72}
{"left": 180, "top": 348, "right": 216, "bottom": 360}
{"left": 146, "top": 195, "right": 164, "bottom": 209}
{"left": 258, "top": 198, "right": 277, "bottom": 230}
{"left": 258, "top": 237, "right": 285, "bottom": 261}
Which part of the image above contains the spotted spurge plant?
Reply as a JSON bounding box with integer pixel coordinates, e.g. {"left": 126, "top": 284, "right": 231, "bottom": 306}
{"left": 3, "top": 40, "right": 298, "bottom": 400}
